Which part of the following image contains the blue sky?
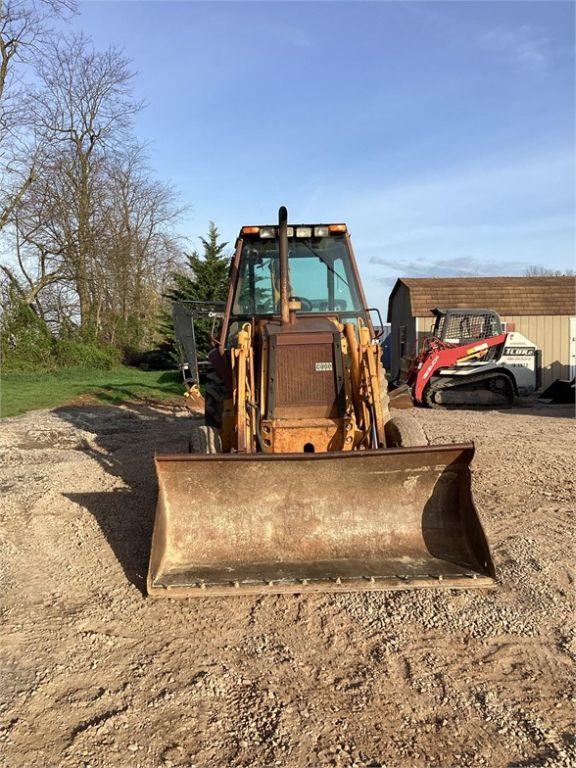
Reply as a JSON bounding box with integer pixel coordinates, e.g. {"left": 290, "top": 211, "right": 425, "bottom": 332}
{"left": 68, "top": 1, "right": 574, "bottom": 305}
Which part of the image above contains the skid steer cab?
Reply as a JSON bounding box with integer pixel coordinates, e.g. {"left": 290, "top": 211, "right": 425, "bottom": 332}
{"left": 407, "top": 308, "right": 539, "bottom": 408}
{"left": 148, "top": 208, "right": 496, "bottom": 598}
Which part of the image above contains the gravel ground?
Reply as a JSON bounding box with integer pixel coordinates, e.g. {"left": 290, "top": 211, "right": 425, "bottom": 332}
{"left": 0, "top": 400, "right": 574, "bottom": 768}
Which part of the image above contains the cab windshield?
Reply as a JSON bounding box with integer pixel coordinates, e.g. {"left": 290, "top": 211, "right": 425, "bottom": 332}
{"left": 232, "top": 236, "right": 363, "bottom": 317}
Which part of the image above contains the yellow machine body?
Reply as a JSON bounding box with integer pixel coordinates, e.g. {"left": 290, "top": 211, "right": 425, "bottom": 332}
{"left": 147, "top": 209, "right": 496, "bottom": 598}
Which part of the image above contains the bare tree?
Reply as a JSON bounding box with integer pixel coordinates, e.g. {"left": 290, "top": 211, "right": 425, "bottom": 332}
{"left": 2, "top": 25, "right": 186, "bottom": 355}
{"left": 10, "top": 130, "right": 184, "bottom": 346}
{"left": 524, "top": 266, "right": 575, "bottom": 277}
{"left": 100, "top": 145, "right": 185, "bottom": 346}
{"left": 0, "top": 212, "right": 64, "bottom": 314}
{"left": 29, "top": 33, "right": 143, "bottom": 330}
{"left": 0, "top": 0, "right": 76, "bottom": 233}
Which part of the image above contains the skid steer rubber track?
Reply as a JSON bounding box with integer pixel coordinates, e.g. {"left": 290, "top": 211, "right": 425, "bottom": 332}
{"left": 147, "top": 443, "right": 496, "bottom": 598}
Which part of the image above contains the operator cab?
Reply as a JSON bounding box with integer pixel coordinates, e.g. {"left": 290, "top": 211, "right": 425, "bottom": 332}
{"left": 226, "top": 224, "right": 369, "bottom": 344}
{"left": 432, "top": 308, "right": 503, "bottom": 345}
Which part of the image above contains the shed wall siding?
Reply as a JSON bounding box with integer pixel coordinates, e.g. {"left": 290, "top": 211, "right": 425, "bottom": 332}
{"left": 415, "top": 314, "right": 573, "bottom": 389}
{"left": 501, "top": 315, "right": 572, "bottom": 389}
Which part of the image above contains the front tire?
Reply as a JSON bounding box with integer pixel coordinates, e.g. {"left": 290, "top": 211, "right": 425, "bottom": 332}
{"left": 384, "top": 414, "right": 428, "bottom": 447}
{"left": 189, "top": 425, "right": 222, "bottom": 454}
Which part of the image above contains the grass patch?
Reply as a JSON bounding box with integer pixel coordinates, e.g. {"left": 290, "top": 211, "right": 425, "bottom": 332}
{"left": 0, "top": 366, "right": 184, "bottom": 418}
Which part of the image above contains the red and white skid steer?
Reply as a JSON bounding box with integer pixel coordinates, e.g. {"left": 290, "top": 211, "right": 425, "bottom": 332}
{"left": 405, "top": 308, "right": 539, "bottom": 407}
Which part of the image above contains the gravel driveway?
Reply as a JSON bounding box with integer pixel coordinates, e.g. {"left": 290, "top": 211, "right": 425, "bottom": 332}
{"left": 0, "top": 400, "right": 574, "bottom": 768}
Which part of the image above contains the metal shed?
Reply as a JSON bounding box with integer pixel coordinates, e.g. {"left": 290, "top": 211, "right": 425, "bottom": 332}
{"left": 386, "top": 276, "right": 576, "bottom": 389}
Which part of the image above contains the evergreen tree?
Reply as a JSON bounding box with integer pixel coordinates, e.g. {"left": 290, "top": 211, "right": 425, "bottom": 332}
{"left": 161, "top": 222, "right": 230, "bottom": 361}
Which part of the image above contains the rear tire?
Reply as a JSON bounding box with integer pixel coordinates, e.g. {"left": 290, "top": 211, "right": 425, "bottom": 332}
{"left": 385, "top": 414, "right": 428, "bottom": 448}
{"left": 189, "top": 425, "right": 222, "bottom": 454}
{"left": 204, "top": 366, "right": 229, "bottom": 428}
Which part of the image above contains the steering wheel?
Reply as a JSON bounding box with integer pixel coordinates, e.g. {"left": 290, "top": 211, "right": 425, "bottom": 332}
{"left": 291, "top": 296, "right": 314, "bottom": 312}
{"left": 275, "top": 296, "right": 314, "bottom": 313}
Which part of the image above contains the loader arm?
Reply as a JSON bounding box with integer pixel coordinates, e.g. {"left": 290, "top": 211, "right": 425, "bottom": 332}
{"left": 346, "top": 318, "right": 387, "bottom": 448}
{"left": 231, "top": 323, "right": 254, "bottom": 452}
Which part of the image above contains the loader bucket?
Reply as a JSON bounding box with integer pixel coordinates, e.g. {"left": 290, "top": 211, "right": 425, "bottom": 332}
{"left": 147, "top": 444, "right": 496, "bottom": 597}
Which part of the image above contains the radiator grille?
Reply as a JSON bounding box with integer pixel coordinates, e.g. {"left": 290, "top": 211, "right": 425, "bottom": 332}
{"left": 275, "top": 343, "right": 336, "bottom": 407}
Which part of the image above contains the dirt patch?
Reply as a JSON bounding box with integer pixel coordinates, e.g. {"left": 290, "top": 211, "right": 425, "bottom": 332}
{"left": 1, "top": 401, "right": 574, "bottom": 767}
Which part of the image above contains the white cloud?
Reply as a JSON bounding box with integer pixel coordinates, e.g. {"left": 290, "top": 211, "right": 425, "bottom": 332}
{"left": 371, "top": 253, "right": 532, "bottom": 287}
{"left": 313, "top": 147, "right": 576, "bottom": 303}
{"left": 329, "top": 147, "right": 573, "bottom": 245}
{"left": 478, "top": 24, "right": 552, "bottom": 72}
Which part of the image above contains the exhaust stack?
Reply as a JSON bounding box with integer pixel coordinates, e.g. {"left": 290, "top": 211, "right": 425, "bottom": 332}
{"left": 278, "top": 205, "right": 290, "bottom": 325}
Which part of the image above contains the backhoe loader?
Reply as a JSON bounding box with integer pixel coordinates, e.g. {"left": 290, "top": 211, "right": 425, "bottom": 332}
{"left": 148, "top": 207, "right": 495, "bottom": 597}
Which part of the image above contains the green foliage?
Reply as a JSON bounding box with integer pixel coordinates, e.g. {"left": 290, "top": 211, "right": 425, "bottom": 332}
{"left": 1, "top": 294, "right": 120, "bottom": 372}
{"left": 1, "top": 293, "right": 54, "bottom": 369}
{"left": 0, "top": 367, "right": 183, "bottom": 418}
{"left": 3, "top": 337, "right": 120, "bottom": 372}
{"left": 52, "top": 340, "right": 120, "bottom": 369}
{"left": 160, "top": 221, "right": 230, "bottom": 360}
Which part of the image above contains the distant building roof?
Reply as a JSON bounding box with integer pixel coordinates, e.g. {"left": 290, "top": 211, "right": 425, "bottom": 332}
{"left": 387, "top": 276, "right": 576, "bottom": 320}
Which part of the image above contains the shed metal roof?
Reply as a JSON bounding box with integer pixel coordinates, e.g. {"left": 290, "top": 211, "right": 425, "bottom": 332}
{"left": 387, "top": 276, "right": 575, "bottom": 320}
